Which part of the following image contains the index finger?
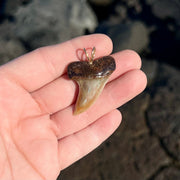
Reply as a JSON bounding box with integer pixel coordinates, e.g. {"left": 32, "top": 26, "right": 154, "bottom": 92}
{"left": 0, "top": 34, "right": 113, "bottom": 92}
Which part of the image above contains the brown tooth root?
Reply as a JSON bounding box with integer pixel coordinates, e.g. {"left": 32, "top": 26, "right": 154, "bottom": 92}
{"left": 67, "top": 48, "right": 116, "bottom": 115}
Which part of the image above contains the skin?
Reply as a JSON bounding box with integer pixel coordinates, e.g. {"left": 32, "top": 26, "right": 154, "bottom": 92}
{"left": 0, "top": 34, "right": 147, "bottom": 180}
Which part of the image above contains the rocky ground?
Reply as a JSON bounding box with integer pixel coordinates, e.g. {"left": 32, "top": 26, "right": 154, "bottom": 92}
{"left": 0, "top": 0, "right": 180, "bottom": 180}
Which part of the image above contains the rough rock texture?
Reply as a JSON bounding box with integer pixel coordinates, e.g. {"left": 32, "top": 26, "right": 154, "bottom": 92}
{"left": 141, "top": 59, "right": 158, "bottom": 86}
{"left": 0, "top": 0, "right": 98, "bottom": 61}
{"left": 0, "top": 38, "right": 26, "bottom": 65}
{"left": 96, "top": 21, "right": 149, "bottom": 53}
{"left": 92, "top": 0, "right": 180, "bottom": 68}
{"left": 147, "top": 64, "right": 180, "bottom": 161}
{"left": 0, "top": 21, "right": 26, "bottom": 65}
{"left": 14, "top": 0, "right": 97, "bottom": 49}
{"left": 1, "top": 0, "right": 31, "bottom": 15}
{"left": 154, "top": 167, "right": 180, "bottom": 180}
{"left": 146, "top": 0, "right": 180, "bottom": 25}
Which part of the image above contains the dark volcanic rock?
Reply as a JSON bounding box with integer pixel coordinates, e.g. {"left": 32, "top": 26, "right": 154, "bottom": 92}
{"left": 146, "top": 0, "right": 180, "bottom": 25}
{"left": 0, "top": 21, "right": 26, "bottom": 65}
{"left": 147, "top": 64, "right": 180, "bottom": 160}
{"left": 141, "top": 59, "right": 158, "bottom": 86}
{"left": 14, "top": 0, "right": 97, "bottom": 49}
{"left": 2, "top": 0, "right": 32, "bottom": 15}
{"left": 154, "top": 166, "right": 180, "bottom": 180}
{"left": 163, "top": 134, "right": 180, "bottom": 160}
{"left": 0, "top": 38, "right": 26, "bottom": 65}
{"left": 96, "top": 21, "right": 149, "bottom": 53}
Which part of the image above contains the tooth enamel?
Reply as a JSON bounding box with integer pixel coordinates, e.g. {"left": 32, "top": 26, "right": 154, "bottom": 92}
{"left": 74, "top": 76, "right": 109, "bottom": 115}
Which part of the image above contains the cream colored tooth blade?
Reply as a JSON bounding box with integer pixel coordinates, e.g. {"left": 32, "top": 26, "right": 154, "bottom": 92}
{"left": 74, "top": 77, "right": 109, "bottom": 115}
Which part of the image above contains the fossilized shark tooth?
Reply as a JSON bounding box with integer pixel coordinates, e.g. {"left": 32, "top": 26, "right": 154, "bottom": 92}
{"left": 67, "top": 47, "right": 116, "bottom": 115}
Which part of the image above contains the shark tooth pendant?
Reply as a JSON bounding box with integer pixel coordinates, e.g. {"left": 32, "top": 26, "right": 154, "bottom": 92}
{"left": 67, "top": 47, "right": 116, "bottom": 115}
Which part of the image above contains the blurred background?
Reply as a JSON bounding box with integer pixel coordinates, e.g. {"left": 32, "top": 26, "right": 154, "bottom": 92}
{"left": 0, "top": 0, "right": 180, "bottom": 179}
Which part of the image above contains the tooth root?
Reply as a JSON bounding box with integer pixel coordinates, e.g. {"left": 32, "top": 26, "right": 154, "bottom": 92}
{"left": 74, "top": 76, "right": 109, "bottom": 115}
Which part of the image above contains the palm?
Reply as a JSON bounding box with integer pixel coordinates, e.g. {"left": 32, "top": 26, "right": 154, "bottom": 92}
{"left": 0, "top": 34, "right": 147, "bottom": 180}
{"left": 0, "top": 77, "right": 60, "bottom": 179}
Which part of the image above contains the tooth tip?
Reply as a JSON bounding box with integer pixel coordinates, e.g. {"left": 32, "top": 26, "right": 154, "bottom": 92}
{"left": 73, "top": 110, "right": 80, "bottom": 115}
{"left": 73, "top": 107, "right": 85, "bottom": 115}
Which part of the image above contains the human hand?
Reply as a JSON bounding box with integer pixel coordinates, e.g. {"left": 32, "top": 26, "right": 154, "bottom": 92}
{"left": 0, "top": 34, "right": 147, "bottom": 180}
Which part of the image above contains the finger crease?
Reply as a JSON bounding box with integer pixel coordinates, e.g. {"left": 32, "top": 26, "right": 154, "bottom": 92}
{"left": 31, "top": 93, "right": 51, "bottom": 114}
